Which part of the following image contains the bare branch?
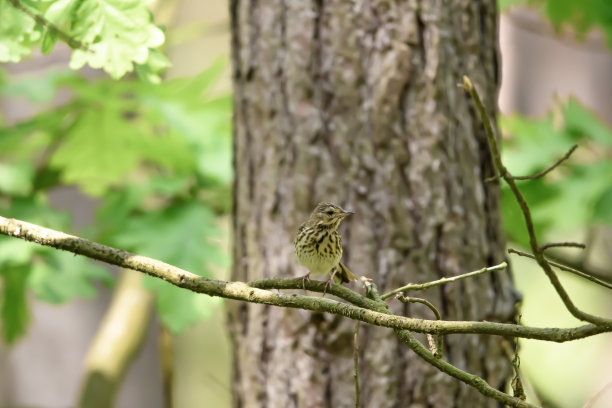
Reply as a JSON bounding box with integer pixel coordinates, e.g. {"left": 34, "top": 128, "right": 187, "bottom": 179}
{"left": 394, "top": 330, "right": 537, "bottom": 408}
{"left": 381, "top": 262, "right": 507, "bottom": 300}
{"left": 511, "top": 144, "right": 578, "bottom": 181}
{"left": 366, "top": 281, "right": 534, "bottom": 408}
{"left": 461, "top": 75, "right": 612, "bottom": 327}
{"left": 508, "top": 248, "right": 612, "bottom": 290}
{"left": 397, "top": 294, "right": 443, "bottom": 358}
{"left": 0, "top": 215, "right": 608, "bottom": 341}
{"left": 396, "top": 295, "right": 441, "bottom": 320}
{"left": 540, "top": 241, "right": 586, "bottom": 251}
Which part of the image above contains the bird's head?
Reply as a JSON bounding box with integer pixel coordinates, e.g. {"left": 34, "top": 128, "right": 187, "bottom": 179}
{"left": 308, "top": 202, "right": 354, "bottom": 229}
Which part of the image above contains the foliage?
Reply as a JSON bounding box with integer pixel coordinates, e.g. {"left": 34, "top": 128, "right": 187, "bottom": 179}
{"left": 0, "top": 61, "right": 231, "bottom": 343}
{"left": 499, "top": 0, "right": 612, "bottom": 46}
{"left": 0, "top": 0, "right": 168, "bottom": 82}
{"left": 500, "top": 98, "right": 612, "bottom": 246}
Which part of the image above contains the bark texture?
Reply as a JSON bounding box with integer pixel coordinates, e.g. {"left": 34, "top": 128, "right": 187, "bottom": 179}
{"left": 229, "top": 1, "right": 517, "bottom": 407}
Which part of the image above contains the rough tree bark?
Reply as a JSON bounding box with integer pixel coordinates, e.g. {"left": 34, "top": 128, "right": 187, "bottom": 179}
{"left": 229, "top": 1, "right": 517, "bottom": 407}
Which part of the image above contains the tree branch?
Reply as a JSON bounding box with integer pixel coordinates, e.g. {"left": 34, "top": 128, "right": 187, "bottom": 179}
{"left": 381, "top": 262, "right": 507, "bottom": 300}
{"left": 540, "top": 241, "right": 586, "bottom": 251}
{"left": 461, "top": 75, "right": 612, "bottom": 328}
{"left": 508, "top": 248, "right": 612, "bottom": 290}
{"left": 396, "top": 294, "right": 443, "bottom": 358}
{"left": 363, "top": 280, "right": 535, "bottom": 408}
{"left": 394, "top": 330, "right": 537, "bottom": 408}
{"left": 0, "top": 215, "right": 609, "bottom": 343}
{"left": 511, "top": 144, "right": 577, "bottom": 181}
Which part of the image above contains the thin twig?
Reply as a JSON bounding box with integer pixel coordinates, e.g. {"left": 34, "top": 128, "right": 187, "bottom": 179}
{"left": 508, "top": 248, "right": 612, "bottom": 290}
{"left": 381, "top": 262, "right": 507, "bottom": 300}
{"left": 353, "top": 321, "right": 360, "bottom": 408}
{"left": 360, "top": 280, "right": 534, "bottom": 408}
{"left": 461, "top": 75, "right": 612, "bottom": 327}
{"left": 511, "top": 144, "right": 578, "bottom": 180}
{"left": 6, "top": 0, "right": 88, "bottom": 51}
{"left": 396, "top": 295, "right": 441, "bottom": 320}
{"left": 540, "top": 241, "right": 586, "bottom": 251}
{"left": 547, "top": 251, "right": 612, "bottom": 288}
{"left": 397, "top": 294, "right": 443, "bottom": 358}
{"left": 484, "top": 174, "right": 501, "bottom": 183}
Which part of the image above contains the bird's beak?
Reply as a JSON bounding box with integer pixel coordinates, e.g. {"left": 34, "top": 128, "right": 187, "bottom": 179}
{"left": 339, "top": 210, "right": 354, "bottom": 218}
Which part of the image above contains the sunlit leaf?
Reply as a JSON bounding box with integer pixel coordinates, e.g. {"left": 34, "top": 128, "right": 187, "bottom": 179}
{"left": 0, "top": 1, "right": 41, "bottom": 62}
{"left": 50, "top": 109, "right": 145, "bottom": 195}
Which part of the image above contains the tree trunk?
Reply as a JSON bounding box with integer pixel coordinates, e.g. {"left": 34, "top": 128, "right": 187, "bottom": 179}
{"left": 229, "top": 1, "right": 517, "bottom": 407}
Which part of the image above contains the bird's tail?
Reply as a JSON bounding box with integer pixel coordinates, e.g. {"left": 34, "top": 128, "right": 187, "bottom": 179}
{"left": 335, "top": 261, "right": 358, "bottom": 283}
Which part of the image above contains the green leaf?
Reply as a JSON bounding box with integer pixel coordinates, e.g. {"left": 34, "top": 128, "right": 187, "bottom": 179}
{"left": 501, "top": 180, "right": 558, "bottom": 247}
{"left": 0, "top": 70, "right": 72, "bottom": 103}
{"left": 563, "top": 98, "right": 612, "bottom": 146}
{"left": 113, "top": 202, "right": 227, "bottom": 332}
{"left": 0, "top": 1, "right": 41, "bottom": 63}
{"left": 0, "top": 239, "right": 37, "bottom": 266}
{"left": 40, "top": 29, "right": 58, "bottom": 55}
{"left": 154, "top": 284, "right": 221, "bottom": 333}
{"left": 95, "top": 174, "right": 192, "bottom": 242}
{"left": 0, "top": 195, "right": 68, "bottom": 271}
{"left": 498, "top": 0, "right": 527, "bottom": 12}
{"left": 520, "top": 0, "right": 612, "bottom": 47}
{"left": 1, "top": 194, "right": 70, "bottom": 229}
{"left": 139, "top": 69, "right": 232, "bottom": 183}
{"left": 29, "top": 249, "right": 113, "bottom": 304}
{"left": 0, "top": 160, "right": 35, "bottom": 196}
{"left": 1, "top": 265, "right": 30, "bottom": 344}
{"left": 500, "top": 114, "right": 575, "bottom": 176}
{"left": 593, "top": 187, "right": 612, "bottom": 224}
{"left": 0, "top": 195, "right": 113, "bottom": 307}
{"left": 50, "top": 109, "right": 145, "bottom": 196}
{"left": 534, "top": 161, "right": 612, "bottom": 230}
{"left": 135, "top": 48, "right": 171, "bottom": 85}
{"left": 47, "top": 0, "right": 167, "bottom": 79}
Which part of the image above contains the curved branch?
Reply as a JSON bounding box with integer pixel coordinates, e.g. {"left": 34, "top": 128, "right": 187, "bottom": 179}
{"left": 461, "top": 76, "right": 612, "bottom": 328}
{"left": 394, "top": 330, "right": 536, "bottom": 408}
{"left": 0, "top": 216, "right": 609, "bottom": 343}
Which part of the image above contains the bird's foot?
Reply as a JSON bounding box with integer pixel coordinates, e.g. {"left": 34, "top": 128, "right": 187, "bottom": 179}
{"left": 302, "top": 273, "right": 311, "bottom": 290}
{"left": 322, "top": 268, "right": 339, "bottom": 297}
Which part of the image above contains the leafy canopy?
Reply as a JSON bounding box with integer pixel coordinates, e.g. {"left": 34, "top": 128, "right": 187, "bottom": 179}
{"left": 0, "top": 60, "right": 231, "bottom": 343}
{"left": 0, "top": 0, "right": 169, "bottom": 81}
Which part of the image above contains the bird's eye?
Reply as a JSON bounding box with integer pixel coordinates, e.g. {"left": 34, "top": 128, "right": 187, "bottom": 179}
{"left": 326, "top": 210, "right": 334, "bottom": 215}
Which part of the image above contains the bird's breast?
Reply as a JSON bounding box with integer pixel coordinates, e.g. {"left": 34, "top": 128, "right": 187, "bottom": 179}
{"left": 296, "top": 229, "right": 342, "bottom": 276}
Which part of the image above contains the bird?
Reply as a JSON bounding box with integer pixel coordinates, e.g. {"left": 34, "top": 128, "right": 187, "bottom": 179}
{"left": 294, "top": 202, "right": 357, "bottom": 294}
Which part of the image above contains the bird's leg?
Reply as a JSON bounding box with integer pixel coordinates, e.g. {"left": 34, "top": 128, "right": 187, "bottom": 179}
{"left": 301, "top": 272, "right": 311, "bottom": 290}
{"left": 323, "top": 268, "right": 338, "bottom": 297}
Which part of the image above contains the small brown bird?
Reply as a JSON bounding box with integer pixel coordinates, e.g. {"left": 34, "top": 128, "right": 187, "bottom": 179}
{"left": 294, "top": 202, "right": 357, "bottom": 293}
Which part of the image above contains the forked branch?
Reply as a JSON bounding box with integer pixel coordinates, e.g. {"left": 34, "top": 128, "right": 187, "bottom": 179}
{"left": 460, "top": 75, "right": 612, "bottom": 328}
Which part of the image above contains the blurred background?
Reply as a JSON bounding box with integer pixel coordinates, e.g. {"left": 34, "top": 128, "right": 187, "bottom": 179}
{"left": 0, "top": 1, "right": 611, "bottom": 407}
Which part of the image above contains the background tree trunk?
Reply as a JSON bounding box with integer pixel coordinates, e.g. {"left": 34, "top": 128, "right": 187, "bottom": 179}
{"left": 229, "top": 1, "right": 517, "bottom": 407}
